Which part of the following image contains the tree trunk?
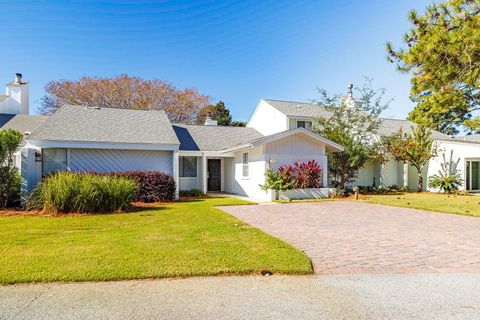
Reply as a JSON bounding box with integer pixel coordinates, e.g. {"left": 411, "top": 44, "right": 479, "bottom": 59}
{"left": 417, "top": 174, "right": 423, "bottom": 192}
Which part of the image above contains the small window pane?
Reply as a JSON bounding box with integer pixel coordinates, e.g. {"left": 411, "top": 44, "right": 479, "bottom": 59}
{"left": 242, "top": 153, "right": 249, "bottom": 177}
{"left": 43, "top": 148, "right": 67, "bottom": 176}
{"left": 297, "top": 121, "right": 312, "bottom": 129}
{"left": 180, "top": 156, "right": 197, "bottom": 178}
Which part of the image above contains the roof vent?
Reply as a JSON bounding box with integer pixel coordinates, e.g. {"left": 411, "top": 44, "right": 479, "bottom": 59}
{"left": 204, "top": 116, "right": 218, "bottom": 126}
{"left": 84, "top": 106, "right": 101, "bottom": 110}
{"left": 14, "top": 73, "right": 22, "bottom": 84}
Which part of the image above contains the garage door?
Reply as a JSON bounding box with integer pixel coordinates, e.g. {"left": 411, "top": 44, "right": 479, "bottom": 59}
{"left": 69, "top": 149, "right": 173, "bottom": 174}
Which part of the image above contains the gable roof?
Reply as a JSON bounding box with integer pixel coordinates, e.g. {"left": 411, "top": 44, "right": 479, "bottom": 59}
{"left": 263, "top": 98, "right": 450, "bottom": 140}
{"left": 173, "top": 124, "right": 263, "bottom": 151}
{"left": 222, "top": 127, "right": 344, "bottom": 153}
{"left": 0, "top": 113, "right": 15, "bottom": 128}
{"left": 28, "top": 105, "right": 179, "bottom": 146}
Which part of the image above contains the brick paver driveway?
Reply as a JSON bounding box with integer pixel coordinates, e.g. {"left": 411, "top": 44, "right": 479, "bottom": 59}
{"left": 219, "top": 201, "right": 480, "bottom": 274}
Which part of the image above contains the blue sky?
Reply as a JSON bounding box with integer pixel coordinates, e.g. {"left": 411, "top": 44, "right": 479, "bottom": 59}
{"left": 0, "top": 0, "right": 432, "bottom": 121}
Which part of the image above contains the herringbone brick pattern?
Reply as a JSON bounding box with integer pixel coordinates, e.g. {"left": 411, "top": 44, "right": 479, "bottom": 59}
{"left": 219, "top": 201, "right": 480, "bottom": 274}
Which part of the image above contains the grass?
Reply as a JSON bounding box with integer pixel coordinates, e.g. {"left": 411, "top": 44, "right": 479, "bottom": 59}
{"left": 0, "top": 197, "right": 312, "bottom": 284}
{"left": 357, "top": 192, "right": 480, "bottom": 217}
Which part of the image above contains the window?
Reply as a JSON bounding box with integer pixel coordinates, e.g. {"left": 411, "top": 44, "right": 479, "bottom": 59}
{"left": 242, "top": 152, "right": 249, "bottom": 177}
{"left": 297, "top": 120, "right": 312, "bottom": 129}
{"left": 179, "top": 156, "right": 197, "bottom": 177}
{"left": 42, "top": 148, "right": 67, "bottom": 176}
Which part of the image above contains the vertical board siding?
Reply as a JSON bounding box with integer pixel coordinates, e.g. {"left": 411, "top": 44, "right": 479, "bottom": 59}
{"left": 69, "top": 149, "right": 173, "bottom": 174}
{"left": 266, "top": 135, "right": 326, "bottom": 156}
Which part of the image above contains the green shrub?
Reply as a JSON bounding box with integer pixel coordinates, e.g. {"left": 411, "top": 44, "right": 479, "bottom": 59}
{"left": 179, "top": 188, "right": 205, "bottom": 197}
{"left": 26, "top": 172, "right": 137, "bottom": 213}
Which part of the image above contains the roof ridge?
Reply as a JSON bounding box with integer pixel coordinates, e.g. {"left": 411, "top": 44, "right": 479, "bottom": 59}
{"left": 263, "top": 98, "right": 318, "bottom": 105}
{"left": 63, "top": 104, "right": 165, "bottom": 113}
{"left": 173, "top": 123, "right": 254, "bottom": 129}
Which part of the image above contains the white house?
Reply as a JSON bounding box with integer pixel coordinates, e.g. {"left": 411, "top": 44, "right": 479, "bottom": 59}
{"left": 247, "top": 98, "right": 480, "bottom": 192}
{"left": 2, "top": 73, "right": 480, "bottom": 201}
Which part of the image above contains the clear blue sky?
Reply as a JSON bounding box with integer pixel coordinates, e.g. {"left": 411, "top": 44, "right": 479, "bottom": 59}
{"left": 0, "top": 0, "right": 432, "bottom": 121}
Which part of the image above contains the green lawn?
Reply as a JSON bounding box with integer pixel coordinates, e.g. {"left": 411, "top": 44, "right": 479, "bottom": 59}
{"left": 0, "top": 197, "right": 312, "bottom": 284}
{"left": 359, "top": 192, "right": 480, "bottom": 217}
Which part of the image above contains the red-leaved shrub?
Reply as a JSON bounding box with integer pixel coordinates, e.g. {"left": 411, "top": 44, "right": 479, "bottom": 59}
{"left": 112, "top": 171, "right": 176, "bottom": 202}
{"left": 279, "top": 160, "right": 322, "bottom": 189}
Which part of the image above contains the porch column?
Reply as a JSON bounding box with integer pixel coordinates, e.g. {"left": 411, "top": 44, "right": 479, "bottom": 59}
{"left": 403, "top": 161, "right": 409, "bottom": 188}
{"left": 202, "top": 153, "right": 208, "bottom": 194}
{"left": 173, "top": 150, "right": 179, "bottom": 199}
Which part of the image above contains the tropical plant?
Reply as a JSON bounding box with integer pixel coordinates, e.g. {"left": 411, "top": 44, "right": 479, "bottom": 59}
{"left": 428, "top": 150, "right": 462, "bottom": 194}
{"left": 387, "top": 0, "right": 480, "bottom": 134}
{"left": 293, "top": 160, "right": 322, "bottom": 188}
{"left": 26, "top": 172, "right": 137, "bottom": 213}
{"left": 314, "top": 78, "right": 391, "bottom": 190}
{"left": 260, "top": 168, "right": 294, "bottom": 200}
{"left": 0, "top": 129, "right": 23, "bottom": 207}
{"left": 385, "top": 125, "right": 438, "bottom": 192}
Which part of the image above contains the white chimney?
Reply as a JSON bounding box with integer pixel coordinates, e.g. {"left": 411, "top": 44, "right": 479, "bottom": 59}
{"left": 204, "top": 116, "right": 218, "bottom": 126}
{"left": 3, "top": 73, "right": 29, "bottom": 115}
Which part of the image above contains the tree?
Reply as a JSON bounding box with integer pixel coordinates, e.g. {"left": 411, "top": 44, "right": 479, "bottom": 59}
{"left": 386, "top": 0, "right": 480, "bottom": 134}
{"left": 314, "top": 78, "right": 391, "bottom": 190}
{"left": 231, "top": 120, "right": 246, "bottom": 127}
{"left": 197, "top": 101, "right": 232, "bottom": 125}
{"left": 386, "top": 126, "right": 438, "bottom": 192}
{"left": 40, "top": 74, "right": 210, "bottom": 124}
{"left": 0, "top": 129, "right": 23, "bottom": 207}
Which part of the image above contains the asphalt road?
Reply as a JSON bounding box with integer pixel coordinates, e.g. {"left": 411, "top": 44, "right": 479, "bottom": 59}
{"left": 1, "top": 274, "right": 480, "bottom": 320}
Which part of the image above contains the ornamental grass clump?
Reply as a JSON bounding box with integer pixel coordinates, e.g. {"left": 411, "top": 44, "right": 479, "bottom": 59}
{"left": 26, "top": 172, "right": 137, "bottom": 214}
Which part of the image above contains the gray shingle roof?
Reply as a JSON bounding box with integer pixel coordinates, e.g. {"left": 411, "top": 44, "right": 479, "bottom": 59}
{"left": 0, "top": 113, "right": 15, "bottom": 128}
{"left": 1, "top": 115, "right": 48, "bottom": 133}
{"left": 451, "top": 135, "right": 480, "bottom": 143}
{"left": 264, "top": 99, "right": 450, "bottom": 139}
{"left": 172, "top": 124, "right": 263, "bottom": 151}
{"left": 29, "top": 105, "right": 179, "bottom": 145}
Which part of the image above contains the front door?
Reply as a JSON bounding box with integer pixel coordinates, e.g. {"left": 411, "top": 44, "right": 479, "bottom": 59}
{"left": 207, "top": 159, "right": 221, "bottom": 191}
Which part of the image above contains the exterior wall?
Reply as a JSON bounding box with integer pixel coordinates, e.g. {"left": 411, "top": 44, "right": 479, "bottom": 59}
{"left": 225, "top": 135, "right": 331, "bottom": 201}
{"left": 224, "top": 146, "right": 269, "bottom": 201}
{"left": 246, "top": 100, "right": 288, "bottom": 135}
{"left": 68, "top": 149, "right": 174, "bottom": 174}
{"left": 20, "top": 147, "right": 42, "bottom": 201}
{"left": 381, "top": 160, "right": 403, "bottom": 188}
{"left": 425, "top": 140, "right": 480, "bottom": 191}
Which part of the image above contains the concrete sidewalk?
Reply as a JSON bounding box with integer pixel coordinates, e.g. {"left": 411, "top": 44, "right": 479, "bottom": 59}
{"left": 1, "top": 274, "right": 480, "bottom": 320}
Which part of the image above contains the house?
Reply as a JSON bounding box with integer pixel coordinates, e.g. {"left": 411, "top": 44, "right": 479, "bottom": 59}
{"left": 0, "top": 74, "right": 343, "bottom": 201}
{"left": 3, "top": 73, "right": 480, "bottom": 199}
{"left": 247, "top": 98, "right": 480, "bottom": 192}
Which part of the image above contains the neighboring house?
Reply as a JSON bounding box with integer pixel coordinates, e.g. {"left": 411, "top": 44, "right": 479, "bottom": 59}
{"left": 247, "top": 98, "right": 480, "bottom": 192}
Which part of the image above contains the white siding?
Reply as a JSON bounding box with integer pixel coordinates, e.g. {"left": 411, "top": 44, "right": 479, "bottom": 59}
{"left": 425, "top": 141, "right": 480, "bottom": 191}
{"left": 68, "top": 149, "right": 173, "bottom": 174}
{"left": 224, "top": 146, "right": 270, "bottom": 200}
{"left": 266, "top": 134, "right": 326, "bottom": 156}
{"left": 246, "top": 100, "right": 288, "bottom": 135}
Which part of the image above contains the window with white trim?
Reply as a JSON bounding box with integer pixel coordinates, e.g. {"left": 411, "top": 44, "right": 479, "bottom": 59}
{"left": 242, "top": 152, "right": 249, "bottom": 177}
{"left": 297, "top": 120, "right": 312, "bottom": 129}
{"left": 179, "top": 156, "right": 197, "bottom": 178}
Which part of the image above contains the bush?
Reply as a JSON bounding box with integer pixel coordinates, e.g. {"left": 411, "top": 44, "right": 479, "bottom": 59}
{"left": 26, "top": 172, "right": 137, "bottom": 213}
{"left": 278, "top": 160, "right": 323, "bottom": 189}
{"left": 260, "top": 168, "right": 294, "bottom": 200}
{"left": 179, "top": 188, "right": 205, "bottom": 197}
{"left": 113, "top": 171, "right": 176, "bottom": 202}
{"left": 0, "top": 129, "right": 23, "bottom": 207}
